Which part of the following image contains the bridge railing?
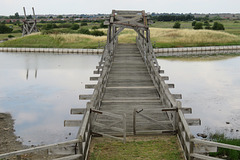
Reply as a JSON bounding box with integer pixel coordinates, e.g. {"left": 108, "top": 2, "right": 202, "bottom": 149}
{"left": 76, "top": 36, "right": 118, "bottom": 160}
{"left": 136, "top": 32, "right": 240, "bottom": 160}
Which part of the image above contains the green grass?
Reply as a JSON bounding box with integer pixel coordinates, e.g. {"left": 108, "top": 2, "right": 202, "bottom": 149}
{"left": 209, "top": 133, "right": 240, "bottom": 160}
{"left": 89, "top": 136, "right": 184, "bottom": 160}
{"left": 0, "top": 33, "right": 107, "bottom": 48}
{"left": 2, "top": 20, "right": 240, "bottom": 48}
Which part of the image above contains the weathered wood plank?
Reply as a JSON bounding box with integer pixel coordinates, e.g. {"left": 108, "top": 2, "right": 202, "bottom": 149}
{"left": 53, "top": 154, "right": 82, "bottom": 160}
{"left": 90, "top": 77, "right": 99, "bottom": 81}
{"left": 186, "top": 118, "right": 201, "bottom": 126}
{"left": 71, "top": 108, "right": 85, "bottom": 114}
{"left": 0, "top": 139, "right": 80, "bottom": 159}
{"left": 79, "top": 94, "right": 92, "bottom": 100}
{"left": 64, "top": 120, "right": 82, "bottom": 127}
{"left": 190, "top": 153, "right": 222, "bottom": 160}
{"left": 85, "top": 84, "right": 96, "bottom": 89}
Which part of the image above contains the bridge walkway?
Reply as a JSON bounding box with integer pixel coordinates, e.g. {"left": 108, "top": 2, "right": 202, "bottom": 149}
{"left": 93, "top": 43, "right": 173, "bottom": 135}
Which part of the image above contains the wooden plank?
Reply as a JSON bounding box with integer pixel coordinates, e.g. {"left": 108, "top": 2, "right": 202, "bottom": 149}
{"left": 0, "top": 139, "right": 80, "bottom": 159}
{"left": 190, "top": 153, "right": 222, "bottom": 160}
{"left": 173, "top": 94, "right": 182, "bottom": 99}
{"left": 180, "top": 108, "right": 192, "bottom": 114}
{"left": 186, "top": 118, "right": 201, "bottom": 126}
{"left": 91, "top": 109, "right": 123, "bottom": 119}
{"left": 167, "top": 84, "right": 175, "bottom": 88}
{"left": 53, "top": 154, "right": 82, "bottom": 160}
{"left": 85, "top": 84, "right": 96, "bottom": 89}
{"left": 192, "top": 138, "right": 240, "bottom": 151}
{"left": 93, "top": 70, "right": 102, "bottom": 74}
{"left": 92, "top": 131, "right": 124, "bottom": 141}
{"left": 79, "top": 94, "right": 92, "bottom": 100}
{"left": 71, "top": 108, "right": 85, "bottom": 114}
{"left": 90, "top": 77, "right": 99, "bottom": 81}
{"left": 106, "top": 86, "right": 155, "bottom": 89}
{"left": 162, "top": 76, "right": 169, "bottom": 80}
{"left": 159, "top": 70, "right": 164, "bottom": 74}
{"left": 64, "top": 120, "right": 82, "bottom": 127}
{"left": 92, "top": 122, "right": 124, "bottom": 133}
{"left": 193, "top": 143, "right": 217, "bottom": 153}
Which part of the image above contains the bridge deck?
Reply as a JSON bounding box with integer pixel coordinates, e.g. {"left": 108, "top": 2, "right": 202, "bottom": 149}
{"left": 94, "top": 44, "right": 173, "bottom": 134}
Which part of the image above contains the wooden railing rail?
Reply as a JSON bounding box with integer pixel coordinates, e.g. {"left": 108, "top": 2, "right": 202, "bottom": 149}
{"left": 75, "top": 36, "right": 118, "bottom": 160}
{"left": 136, "top": 32, "right": 194, "bottom": 160}
{"left": 0, "top": 139, "right": 81, "bottom": 159}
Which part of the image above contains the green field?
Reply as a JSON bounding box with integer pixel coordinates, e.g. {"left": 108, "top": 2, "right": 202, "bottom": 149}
{"left": 89, "top": 136, "right": 184, "bottom": 160}
{"left": 1, "top": 20, "right": 240, "bottom": 48}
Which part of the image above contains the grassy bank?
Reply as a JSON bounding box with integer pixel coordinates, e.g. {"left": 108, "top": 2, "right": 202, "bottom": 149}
{"left": 89, "top": 136, "right": 184, "bottom": 160}
{"left": 209, "top": 133, "right": 240, "bottom": 160}
{"left": 1, "top": 28, "right": 240, "bottom": 48}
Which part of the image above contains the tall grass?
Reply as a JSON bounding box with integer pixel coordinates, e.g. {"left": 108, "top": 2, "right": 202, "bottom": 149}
{"left": 150, "top": 28, "right": 240, "bottom": 48}
{"left": 1, "top": 28, "right": 240, "bottom": 48}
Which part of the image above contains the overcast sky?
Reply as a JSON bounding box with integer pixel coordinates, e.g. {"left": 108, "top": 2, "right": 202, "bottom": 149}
{"left": 1, "top": 0, "right": 240, "bottom": 16}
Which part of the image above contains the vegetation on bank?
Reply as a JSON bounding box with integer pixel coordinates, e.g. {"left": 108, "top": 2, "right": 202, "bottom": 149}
{"left": 209, "top": 133, "right": 240, "bottom": 160}
{"left": 1, "top": 20, "right": 240, "bottom": 48}
{"left": 89, "top": 136, "right": 184, "bottom": 160}
{"left": 1, "top": 28, "right": 239, "bottom": 48}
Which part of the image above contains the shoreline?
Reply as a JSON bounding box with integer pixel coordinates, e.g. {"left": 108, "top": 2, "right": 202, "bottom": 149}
{"left": 0, "top": 45, "right": 240, "bottom": 56}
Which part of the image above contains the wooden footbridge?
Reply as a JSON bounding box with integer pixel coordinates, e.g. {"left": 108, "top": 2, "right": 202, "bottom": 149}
{"left": 1, "top": 10, "right": 240, "bottom": 160}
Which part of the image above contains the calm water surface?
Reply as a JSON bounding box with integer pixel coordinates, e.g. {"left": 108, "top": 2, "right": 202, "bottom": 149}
{"left": 0, "top": 52, "right": 240, "bottom": 146}
{"left": 0, "top": 52, "right": 101, "bottom": 145}
{"left": 157, "top": 56, "right": 240, "bottom": 138}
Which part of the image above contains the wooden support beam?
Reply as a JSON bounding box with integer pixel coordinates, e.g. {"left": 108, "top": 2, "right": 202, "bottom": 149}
{"left": 53, "top": 154, "right": 82, "bottom": 160}
{"left": 167, "top": 84, "right": 175, "bottom": 88}
{"left": 79, "top": 94, "right": 92, "bottom": 100}
{"left": 85, "top": 84, "right": 96, "bottom": 89}
{"left": 96, "top": 66, "right": 103, "bottom": 69}
{"left": 173, "top": 94, "right": 182, "bottom": 99}
{"left": 162, "top": 76, "right": 169, "bottom": 80}
{"left": 90, "top": 77, "right": 99, "bottom": 81}
{"left": 159, "top": 70, "right": 164, "bottom": 74}
{"left": 64, "top": 120, "right": 82, "bottom": 127}
{"left": 71, "top": 108, "right": 86, "bottom": 114}
{"left": 186, "top": 118, "right": 201, "bottom": 126}
{"left": 191, "top": 153, "right": 219, "bottom": 160}
{"left": 180, "top": 108, "right": 192, "bottom": 114}
{"left": 93, "top": 70, "right": 102, "bottom": 74}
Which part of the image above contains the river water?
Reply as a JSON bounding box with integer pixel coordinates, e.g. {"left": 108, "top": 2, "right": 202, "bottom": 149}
{"left": 0, "top": 52, "right": 101, "bottom": 145}
{"left": 0, "top": 52, "right": 239, "bottom": 145}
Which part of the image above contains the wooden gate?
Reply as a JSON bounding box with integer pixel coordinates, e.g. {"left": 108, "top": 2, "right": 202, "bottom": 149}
{"left": 90, "top": 109, "right": 127, "bottom": 143}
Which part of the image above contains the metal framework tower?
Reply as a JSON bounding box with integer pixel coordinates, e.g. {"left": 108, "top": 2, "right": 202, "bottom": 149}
{"left": 22, "top": 7, "right": 39, "bottom": 36}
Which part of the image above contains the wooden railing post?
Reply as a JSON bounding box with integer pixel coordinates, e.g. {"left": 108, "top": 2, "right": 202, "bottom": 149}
{"left": 133, "top": 108, "right": 136, "bottom": 135}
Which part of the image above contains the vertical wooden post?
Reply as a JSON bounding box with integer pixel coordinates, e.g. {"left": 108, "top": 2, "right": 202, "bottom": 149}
{"left": 32, "top": 7, "right": 36, "bottom": 20}
{"left": 23, "top": 7, "right": 27, "bottom": 20}
{"left": 123, "top": 113, "right": 127, "bottom": 144}
{"left": 133, "top": 108, "right": 136, "bottom": 135}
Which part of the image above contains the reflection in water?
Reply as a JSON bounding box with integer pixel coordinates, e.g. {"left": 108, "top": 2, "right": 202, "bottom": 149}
{"left": 157, "top": 55, "right": 240, "bottom": 138}
{"left": 0, "top": 52, "right": 101, "bottom": 145}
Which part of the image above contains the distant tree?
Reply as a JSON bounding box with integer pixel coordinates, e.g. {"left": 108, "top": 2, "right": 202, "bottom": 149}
{"left": 71, "top": 23, "right": 80, "bottom": 30}
{"left": 57, "top": 15, "right": 63, "bottom": 19}
{"left": 27, "top": 15, "right": 33, "bottom": 19}
{"left": 80, "top": 22, "right": 88, "bottom": 26}
{"left": 100, "top": 22, "right": 108, "bottom": 28}
{"left": 173, "top": 21, "right": 181, "bottom": 29}
{"left": 15, "top": 12, "right": 20, "bottom": 19}
{"left": 92, "top": 26, "right": 99, "bottom": 29}
{"left": 212, "top": 22, "right": 225, "bottom": 30}
{"left": 78, "top": 28, "right": 90, "bottom": 34}
{"left": 204, "top": 21, "right": 210, "bottom": 26}
{"left": 193, "top": 22, "right": 203, "bottom": 29}
{"left": 0, "top": 24, "right": 13, "bottom": 33}
{"left": 192, "top": 21, "right": 196, "bottom": 26}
